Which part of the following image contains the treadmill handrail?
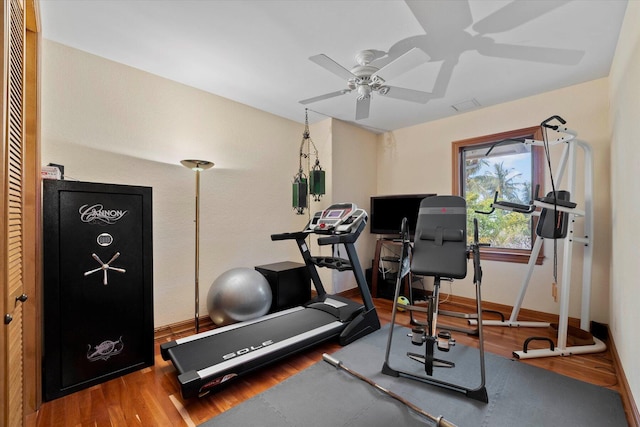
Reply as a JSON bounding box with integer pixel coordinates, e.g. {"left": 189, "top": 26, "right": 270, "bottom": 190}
{"left": 270, "top": 231, "right": 309, "bottom": 241}
{"left": 317, "top": 218, "right": 366, "bottom": 245}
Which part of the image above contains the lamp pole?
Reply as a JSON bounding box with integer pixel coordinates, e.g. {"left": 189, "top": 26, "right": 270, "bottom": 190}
{"left": 181, "top": 159, "right": 214, "bottom": 333}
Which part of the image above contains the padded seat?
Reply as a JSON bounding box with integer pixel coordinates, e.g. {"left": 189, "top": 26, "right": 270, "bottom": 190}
{"left": 412, "top": 195, "right": 467, "bottom": 279}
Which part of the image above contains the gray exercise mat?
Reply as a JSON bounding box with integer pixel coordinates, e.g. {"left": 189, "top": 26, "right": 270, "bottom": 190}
{"left": 201, "top": 325, "right": 627, "bottom": 426}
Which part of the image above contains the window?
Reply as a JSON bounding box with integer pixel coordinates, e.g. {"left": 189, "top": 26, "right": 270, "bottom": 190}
{"left": 452, "top": 126, "right": 544, "bottom": 264}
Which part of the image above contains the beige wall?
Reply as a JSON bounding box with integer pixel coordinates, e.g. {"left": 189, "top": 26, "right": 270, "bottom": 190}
{"left": 330, "top": 119, "right": 378, "bottom": 293}
{"left": 376, "top": 78, "right": 612, "bottom": 323}
{"left": 41, "top": 40, "right": 373, "bottom": 326}
{"left": 609, "top": 0, "right": 640, "bottom": 410}
{"left": 285, "top": 118, "right": 378, "bottom": 294}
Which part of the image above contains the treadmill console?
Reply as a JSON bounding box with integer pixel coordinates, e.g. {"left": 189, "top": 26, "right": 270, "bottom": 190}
{"left": 306, "top": 203, "right": 367, "bottom": 234}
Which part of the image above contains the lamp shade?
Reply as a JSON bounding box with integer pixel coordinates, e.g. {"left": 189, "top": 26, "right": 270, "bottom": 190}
{"left": 309, "top": 169, "right": 325, "bottom": 200}
{"left": 292, "top": 176, "right": 308, "bottom": 211}
{"left": 181, "top": 159, "right": 214, "bottom": 171}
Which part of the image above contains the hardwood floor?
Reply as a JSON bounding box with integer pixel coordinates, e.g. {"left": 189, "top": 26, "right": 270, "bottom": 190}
{"left": 31, "top": 294, "right": 635, "bottom": 426}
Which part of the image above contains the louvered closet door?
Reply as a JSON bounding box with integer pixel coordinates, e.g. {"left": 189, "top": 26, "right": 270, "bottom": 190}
{"left": 2, "top": 0, "right": 26, "bottom": 426}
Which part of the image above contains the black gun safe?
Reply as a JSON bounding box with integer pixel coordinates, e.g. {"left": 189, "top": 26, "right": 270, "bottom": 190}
{"left": 43, "top": 180, "right": 154, "bottom": 401}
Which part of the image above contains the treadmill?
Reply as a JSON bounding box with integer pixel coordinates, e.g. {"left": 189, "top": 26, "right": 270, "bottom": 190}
{"left": 161, "top": 203, "right": 380, "bottom": 398}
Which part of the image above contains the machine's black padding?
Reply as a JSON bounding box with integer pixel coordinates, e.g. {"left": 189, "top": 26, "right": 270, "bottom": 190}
{"left": 495, "top": 200, "right": 531, "bottom": 210}
{"left": 411, "top": 196, "right": 467, "bottom": 279}
{"left": 418, "top": 227, "right": 464, "bottom": 244}
{"left": 537, "top": 191, "right": 571, "bottom": 239}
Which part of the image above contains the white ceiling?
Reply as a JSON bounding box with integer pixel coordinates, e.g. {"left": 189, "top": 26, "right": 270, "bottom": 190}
{"left": 39, "top": 0, "right": 628, "bottom": 133}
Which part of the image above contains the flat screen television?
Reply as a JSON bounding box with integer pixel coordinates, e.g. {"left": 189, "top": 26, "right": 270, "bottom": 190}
{"left": 370, "top": 194, "right": 436, "bottom": 237}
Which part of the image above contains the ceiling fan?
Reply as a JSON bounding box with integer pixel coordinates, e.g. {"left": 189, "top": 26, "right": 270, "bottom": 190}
{"left": 299, "top": 48, "right": 431, "bottom": 120}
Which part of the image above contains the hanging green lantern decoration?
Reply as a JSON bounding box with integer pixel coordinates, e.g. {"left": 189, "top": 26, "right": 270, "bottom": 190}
{"left": 309, "top": 159, "right": 325, "bottom": 202}
{"left": 292, "top": 174, "right": 308, "bottom": 215}
{"left": 292, "top": 109, "right": 324, "bottom": 214}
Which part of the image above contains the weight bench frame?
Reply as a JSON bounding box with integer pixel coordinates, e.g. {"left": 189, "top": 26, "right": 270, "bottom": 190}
{"left": 382, "top": 196, "right": 488, "bottom": 403}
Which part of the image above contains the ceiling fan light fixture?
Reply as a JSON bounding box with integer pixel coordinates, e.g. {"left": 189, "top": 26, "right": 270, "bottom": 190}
{"left": 357, "top": 84, "right": 372, "bottom": 100}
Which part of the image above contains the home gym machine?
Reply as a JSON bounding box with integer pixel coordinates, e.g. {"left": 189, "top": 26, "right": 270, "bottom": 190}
{"left": 470, "top": 115, "right": 606, "bottom": 359}
{"left": 382, "top": 196, "right": 489, "bottom": 403}
{"left": 161, "top": 203, "right": 380, "bottom": 398}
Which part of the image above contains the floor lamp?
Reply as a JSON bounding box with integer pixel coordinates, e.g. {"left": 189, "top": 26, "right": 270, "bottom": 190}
{"left": 181, "top": 159, "right": 214, "bottom": 333}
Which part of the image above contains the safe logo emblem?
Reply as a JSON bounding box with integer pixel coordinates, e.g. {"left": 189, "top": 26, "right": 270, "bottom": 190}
{"left": 87, "top": 336, "right": 124, "bottom": 362}
{"left": 79, "top": 204, "right": 128, "bottom": 225}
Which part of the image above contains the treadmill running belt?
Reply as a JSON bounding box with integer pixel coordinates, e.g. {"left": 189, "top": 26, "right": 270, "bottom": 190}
{"left": 167, "top": 307, "right": 342, "bottom": 375}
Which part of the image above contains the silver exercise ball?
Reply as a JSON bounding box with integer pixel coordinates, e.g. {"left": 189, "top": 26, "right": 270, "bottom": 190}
{"left": 207, "top": 268, "right": 273, "bottom": 326}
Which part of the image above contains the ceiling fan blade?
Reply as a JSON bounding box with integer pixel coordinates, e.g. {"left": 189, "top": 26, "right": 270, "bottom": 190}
{"left": 379, "top": 86, "right": 431, "bottom": 104}
{"left": 373, "top": 48, "right": 430, "bottom": 82}
{"left": 299, "top": 89, "right": 350, "bottom": 105}
{"left": 405, "top": 0, "right": 472, "bottom": 36}
{"left": 309, "top": 54, "right": 355, "bottom": 81}
{"left": 355, "top": 96, "right": 370, "bottom": 120}
{"left": 472, "top": 1, "right": 570, "bottom": 35}
{"left": 477, "top": 41, "right": 584, "bottom": 66}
